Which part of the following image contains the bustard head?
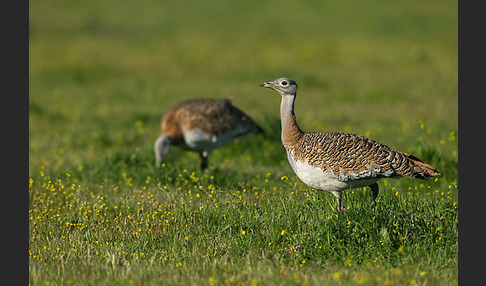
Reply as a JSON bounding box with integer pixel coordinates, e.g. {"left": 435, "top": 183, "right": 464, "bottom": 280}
{"left": 260, "top": 78, "right": 298, "bottom": 97}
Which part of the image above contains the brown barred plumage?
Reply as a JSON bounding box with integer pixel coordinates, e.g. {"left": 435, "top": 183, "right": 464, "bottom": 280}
{"left": 289, "top": 131, "right": 438, "bottom": 180}
{"left": 154, "top": 98, "right": 264, "bottom": 171}
{"left": 261, "top": 77, "right": 439, "bottom": 211}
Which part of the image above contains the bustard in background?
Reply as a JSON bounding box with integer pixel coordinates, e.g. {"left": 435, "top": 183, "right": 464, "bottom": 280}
{"left": 154, "top": 98, "right": 264, "bottom": 171}
{"left": 260, "top": 77, "right": 439, "bottom": 211}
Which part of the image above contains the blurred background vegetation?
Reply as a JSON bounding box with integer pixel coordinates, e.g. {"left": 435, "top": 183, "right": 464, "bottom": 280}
{"left": 29, "top": 0, "right": 457, "bottom": 183}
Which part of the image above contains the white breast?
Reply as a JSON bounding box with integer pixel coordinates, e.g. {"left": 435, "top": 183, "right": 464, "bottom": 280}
{"left": 286, "top": 149, "right": 379, "bottom": 196}
{"left": 182, "top": 128, "right": 214, "bottom": 151}
{"left": 182, "top": 125, "right": 249, "bottom": 152}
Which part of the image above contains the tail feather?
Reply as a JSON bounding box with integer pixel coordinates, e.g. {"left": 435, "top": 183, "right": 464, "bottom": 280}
{"left": 397, "top": 151, "right": 440, "bottom": 179}
{"left": 254, "top": 122, "right": 265, "bottom": 135}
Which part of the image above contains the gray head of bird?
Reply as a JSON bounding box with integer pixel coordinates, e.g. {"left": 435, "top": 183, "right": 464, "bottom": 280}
{"left": 154, "top": 135, "right": 172, "bottom": 168}
{"left": 260, "top": 78, "right": 298, "bottom": 97}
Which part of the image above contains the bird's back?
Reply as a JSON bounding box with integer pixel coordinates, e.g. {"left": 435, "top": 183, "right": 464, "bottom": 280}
{"left": 287, "top": 131, "right": 439, "bottom": 182}
{"left": 161, "top": 98, "right": 263, "bottom": 146}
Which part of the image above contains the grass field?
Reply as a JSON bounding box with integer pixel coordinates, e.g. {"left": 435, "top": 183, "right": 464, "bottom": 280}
{"left": 29, "top": 0, "right": 458, "bottom": 285}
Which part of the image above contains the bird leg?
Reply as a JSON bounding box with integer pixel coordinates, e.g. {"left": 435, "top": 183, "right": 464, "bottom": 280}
{"left": 200, "top": 151, "right": 209, "bottom": 172}
{"left": 370, "top": 182, "right": 379, "bottom": 209}
{"left": 336, "top": 197, "right": 344, "bottom": 212}
{"left": 333, "top": 192, "right": 344, "bottom": 212}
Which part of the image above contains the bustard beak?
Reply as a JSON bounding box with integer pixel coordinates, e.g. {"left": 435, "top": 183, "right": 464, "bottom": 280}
{"left": 260, "top": 81, "right": 273, "bottom": 88}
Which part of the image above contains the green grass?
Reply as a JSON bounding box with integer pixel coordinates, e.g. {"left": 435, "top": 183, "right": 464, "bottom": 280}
{"left": 30, "top": 0, "right": 457, "bottom": 285}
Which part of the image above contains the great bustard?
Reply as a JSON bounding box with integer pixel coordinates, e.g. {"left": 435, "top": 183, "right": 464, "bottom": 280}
{"left": 154, "top": 98, "right": 264, "bottom": 171}
{"left": 260, "top": 77, "right": 440, "bottom": 211}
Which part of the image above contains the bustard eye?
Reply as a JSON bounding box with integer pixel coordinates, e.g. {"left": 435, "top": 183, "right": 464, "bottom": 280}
{"left": 281, "top": 80, "right": 288, "bottom": 86}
